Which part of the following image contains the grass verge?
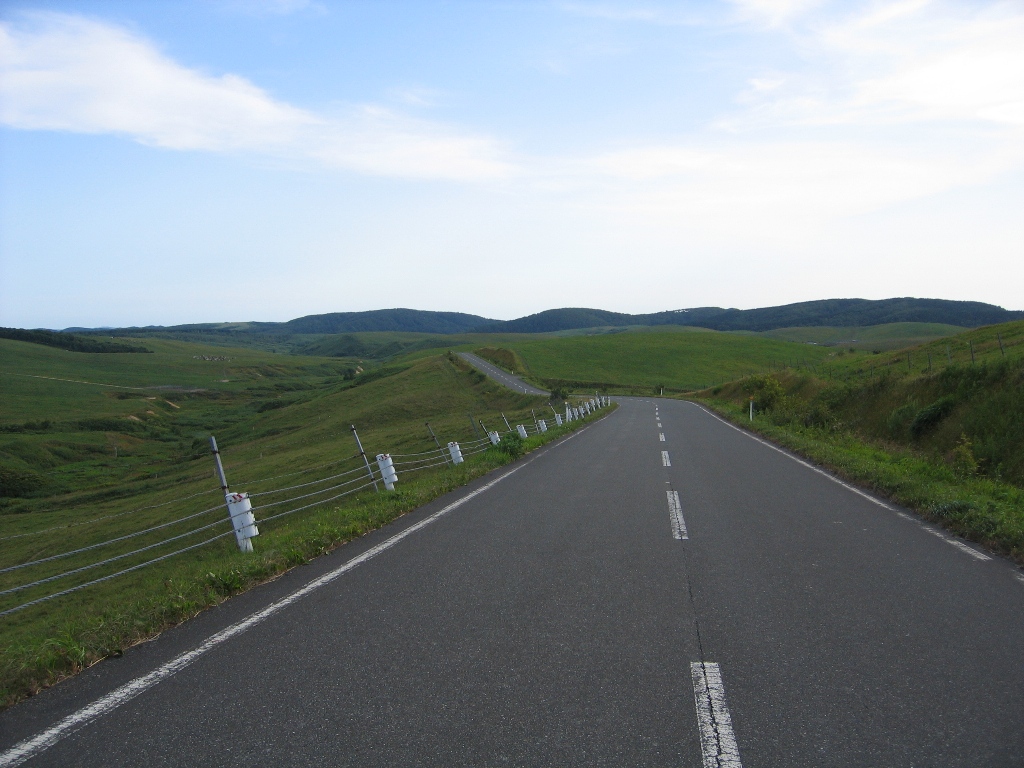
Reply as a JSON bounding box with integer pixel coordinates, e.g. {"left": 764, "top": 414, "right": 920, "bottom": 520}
{"left": 0, "top": 403, "right": 615, "bottom": 710}
{"left": 694, "top": 396, "right": 1024, "bottom": 566}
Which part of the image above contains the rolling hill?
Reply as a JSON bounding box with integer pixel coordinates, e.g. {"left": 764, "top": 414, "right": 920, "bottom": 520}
{"left": 57, "top": 299, "right": 1021, "bottom": 344}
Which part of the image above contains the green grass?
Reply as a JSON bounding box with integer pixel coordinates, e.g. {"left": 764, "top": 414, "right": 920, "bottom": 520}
{"left": 0, "top": 337, "right": 606, "bottom": 708}
{"left": 744, "top": 322, "right": 966, "bottom": 350}
{"left": 479, "top": 327, "right": 833, "bottom": 393}
{"left": 692, "top": 321, "right": 1024, "bottom": 561}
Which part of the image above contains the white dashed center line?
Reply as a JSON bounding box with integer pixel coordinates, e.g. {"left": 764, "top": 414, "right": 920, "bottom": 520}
{"left": 691, "top": 662, "right": 742, "bottom": 768}
{"left": 662, "top": 450, "right": 671, "bottom": 467}
{"left": 659, "top": 433, "right": 666, "bottom": 441}
{"left": 667, "top": 490, "right": 688, "bottom": 539}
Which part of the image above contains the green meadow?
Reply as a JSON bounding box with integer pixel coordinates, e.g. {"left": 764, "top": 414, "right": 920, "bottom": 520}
{"left": 467, "top": 326, "right": 834, "bottom": 392}
{"left": 1, "top": 317, "right": 1020, "bottom": 708}
{"left": 748, "top": 322, "right": 966, "bottom": 350}
{"left": 0, "top": 337, "right": 598, "bottom": 707}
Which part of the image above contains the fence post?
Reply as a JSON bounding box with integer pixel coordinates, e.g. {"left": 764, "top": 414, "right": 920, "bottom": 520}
{"left": 501, "top": 412, "right": 512, "bottom": 432}
{"left": 970, "top": 341, "right": 976, "bottom": 363}
{"left": 532, "top": 409, "right": 538, "bottom": 429}
{"left": 998, "top": 333, "right": 1005, "bottom": 356}
{"left": 427, "top": 422, "right": 449, "bottom": 466}
{"left": 351, "top": 425, "right": 379, "bottom": 492}
{"left": 468, "top": 414, "right": 482, "bottom": 439}
{"left": 209, "top": 436, "right": 258, "bottom": 552}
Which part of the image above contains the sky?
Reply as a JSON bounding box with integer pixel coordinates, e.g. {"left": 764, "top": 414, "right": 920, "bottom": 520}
{"left": 1, "top": 0, "right": 1022, "bottom": 329}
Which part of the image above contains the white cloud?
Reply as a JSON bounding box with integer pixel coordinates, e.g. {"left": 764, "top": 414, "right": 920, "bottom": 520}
{"left": 0, "top": 13, "right": 513, "bottom": 180}
{"left": 727, "top": 0, "right": 823, "bottom": 26}
{"left": 728, "top": 1, "right": 1024, "bottom": 129}
{"left": 579, "top": 139, "right": 1013, "bottom": 236}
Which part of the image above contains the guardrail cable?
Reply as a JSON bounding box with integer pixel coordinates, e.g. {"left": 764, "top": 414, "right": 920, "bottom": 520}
{"left": 0, "top": 517, "right": 232, "bottom": 597}
{"left": 0, "top": 503, "right": 226, "bottom": 574}
{"left": 0, "top": 531, "right": 235, "bottom": 619}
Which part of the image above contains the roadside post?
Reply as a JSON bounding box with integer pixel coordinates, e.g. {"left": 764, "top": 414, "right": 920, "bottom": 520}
{"left": 351, "top": 425, "right": 379, "bottom": 492}
{"left": 209, "top": 436, "right": 259, "bottom": 552}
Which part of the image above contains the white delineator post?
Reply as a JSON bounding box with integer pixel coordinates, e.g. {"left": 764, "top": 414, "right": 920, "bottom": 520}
{"left": 225, "top": 493, "right": 259, "bottom": 552}
{"left": 516, "top": 424, "right": 528, "bottom": 439}
{"left": 539, "top": 419, "right": 547, "bottom": 433}
{"left": 554, "top": 413, "right": 563, "bottom": 426}
{"left": 448, "top": 441, "right": 464, "bottom": 465}
{"left": 209, "top": 436, "right": 258, "bottom": 552}
{"left": 749, "top": 397, "right": 754, "bottom": 422}
{"left": 376, "top": 453, "right": 398, "bottom": 491}
{"left": 489, "top": 431, "right": 501, "bottom": 445}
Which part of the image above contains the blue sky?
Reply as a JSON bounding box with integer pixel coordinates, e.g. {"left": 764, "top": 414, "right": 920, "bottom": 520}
{"left": 2, "top": 0, "right": 1022, "bottom": 328}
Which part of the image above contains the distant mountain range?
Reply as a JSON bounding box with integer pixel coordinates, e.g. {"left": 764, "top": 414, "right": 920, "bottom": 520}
{"left": 63, "top": 298, "right": 1021, "bottom": 338}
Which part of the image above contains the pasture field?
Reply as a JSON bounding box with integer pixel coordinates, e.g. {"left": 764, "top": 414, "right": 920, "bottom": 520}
{"left": 460, "top": 323, "right": 971, "bottom": 393}
{"left": 747, "top": 322, "right": 966, "bottom": 350}
{"left": 0, "top": 338, "right": 597, "bottom": 708}
{"left": 472, "top": 327, "right": 834, "bottom": 392}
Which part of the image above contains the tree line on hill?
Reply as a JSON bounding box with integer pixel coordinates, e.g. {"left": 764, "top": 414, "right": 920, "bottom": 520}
{"left": 6, "top": 298, "right": 1021, "bottom": 352}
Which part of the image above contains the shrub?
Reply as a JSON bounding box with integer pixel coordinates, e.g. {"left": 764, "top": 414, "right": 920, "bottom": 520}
{"left": 493, "top": 431, "right": 524, "bottom": 460}
{"left": 909, "top": 396, "right": 957, "bottom": 438}
{"left": 743, "top": 375, "right": 785, "bottom": 413}
{"left": 886, "top": 402, "right": 918, "bottom": 438}
{"left": 0, "top": 466, "right": 50, "bottom": 498}
{"left": 950, "top": 433, "right": 979, "bottom": 478}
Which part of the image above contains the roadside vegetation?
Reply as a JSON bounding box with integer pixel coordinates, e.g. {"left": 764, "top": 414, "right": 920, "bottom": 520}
{"left": 0, "top": 337, "right": 606, "bottom": 709}
{"left": 695, "top": 321, "right": 1024, "bottom": 563}
{"left": 3, "top": 313, "right": 1018, "bottom": 709}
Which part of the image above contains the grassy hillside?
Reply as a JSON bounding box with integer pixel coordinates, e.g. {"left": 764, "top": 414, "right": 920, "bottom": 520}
{"left": 749, "top": 322, "right": 966, "bottom": 350}
{"left": 0, "top": 337, "right": 601, "bottom": 707}
{"left": 471, "top": 298, "right": 1021, "bottom": 334}
{"left": 697, "top": 320, "right": 1024, "bottom": 560}
{"left": 473, "top": 327, "right": 833, "bottom": 392}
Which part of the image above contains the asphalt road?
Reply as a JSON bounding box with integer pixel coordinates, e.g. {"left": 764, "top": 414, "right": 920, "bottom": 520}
{"left": 456, "top": 352, "right": 549, "bottom": 395}
{"left": 2, "top": 397, "right": 1023, "bottom": 766}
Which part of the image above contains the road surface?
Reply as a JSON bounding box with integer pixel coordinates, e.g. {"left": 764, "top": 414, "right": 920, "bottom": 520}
{"left": 456, "top": 352, "right": 548, "bottom": 395}
{"left": 2, "top": 397, "right": 1023, "bottom": 766}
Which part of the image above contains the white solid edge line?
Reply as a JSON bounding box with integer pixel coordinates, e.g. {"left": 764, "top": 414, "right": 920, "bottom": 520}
{"left": 691, "top": 661, "right": 742, "bottom": 768}
{"left": 1, "top": 426, "right": 599, "bottom": 765}
{"left": 922, "top": 527, "right": 991, "bottom": 561}
{"left": 662, "top": 450, "right": 671, "bottom": 467}
{"left": 667, "top": 490, "right": 688, "bottom": 540}
{"left": 689, "top": 404, "right": 995, "bottom": 562}
{"left": 0, "top": 422, "right": 603, "bottom": 768}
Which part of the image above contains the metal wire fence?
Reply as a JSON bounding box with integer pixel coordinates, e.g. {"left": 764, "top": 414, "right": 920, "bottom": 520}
{"left": 0, "top": 398, "right": 610, "bottom": 618}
